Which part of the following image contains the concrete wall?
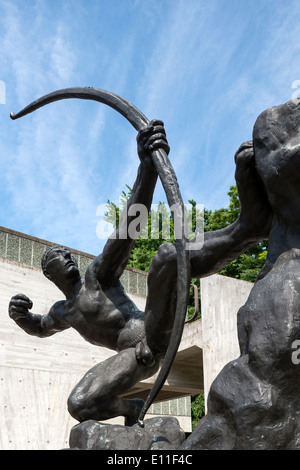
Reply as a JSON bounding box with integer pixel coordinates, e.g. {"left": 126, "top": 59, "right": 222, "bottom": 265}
{"left": 201, "top": 274, "right": 253, "bottom": 403}
{"left": 0, "top": 226, "right": 148, "bottom": 297}
{"left": 0, "top": 256, "right": 191, "bottom": 449}
{"left": 0, "top": 227, "right": 191, "bottom": 450}
{"left": 0, "top": 257, "right": 120, "bottom": 449}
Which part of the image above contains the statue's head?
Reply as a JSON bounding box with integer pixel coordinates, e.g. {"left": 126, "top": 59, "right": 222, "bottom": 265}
{"left": 252, "top": 98, "right": 300, "bottom": 199}
{"left": 41, "top": 245, "right": 80, "bottom": 287}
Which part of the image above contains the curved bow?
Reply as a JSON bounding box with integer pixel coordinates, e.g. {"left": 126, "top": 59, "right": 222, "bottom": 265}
{"left": 10, "top": 87, "right": 191, "bottom": 426}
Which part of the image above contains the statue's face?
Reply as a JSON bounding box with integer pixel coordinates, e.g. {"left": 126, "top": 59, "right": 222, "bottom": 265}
{"left": 253, "top": 99, "right": 300, "bottom": 196}
{"left": 44, "top": 248, "right": 79, "bottom": 283}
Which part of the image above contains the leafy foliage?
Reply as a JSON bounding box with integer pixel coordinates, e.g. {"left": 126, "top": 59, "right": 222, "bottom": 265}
{"left": 191, "top": 394, "right": 205, "bottom": 429}
{"left": 205, "top": 185, "right": 268, "bottom": 282}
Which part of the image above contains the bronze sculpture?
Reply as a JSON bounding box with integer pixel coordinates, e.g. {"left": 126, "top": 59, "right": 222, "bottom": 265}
{"left": 10, "top": 89, "right": 300, "bottom": 449}
{"left": 8, "top": 116, "right": 173, "bottom": 425}
{"left": 180, "top": 98, "right": 300, "bottom": 449}
{"left": 9, "top": 88, "right": 191, "bottom": 426}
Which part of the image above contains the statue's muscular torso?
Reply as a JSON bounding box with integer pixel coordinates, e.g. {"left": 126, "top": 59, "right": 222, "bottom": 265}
{"left": 51, "top": 271, "right": 145, "bottom": 353}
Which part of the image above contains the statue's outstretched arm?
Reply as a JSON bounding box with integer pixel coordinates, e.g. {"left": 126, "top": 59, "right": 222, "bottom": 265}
{"left": 8, "top": 294, "right": 70, "bottom": 338}
{"left": 90, "top": 120, "right": 169, "bottom": 285}
{"left": 190, "top": 141, "right": 272, "bottom": 277}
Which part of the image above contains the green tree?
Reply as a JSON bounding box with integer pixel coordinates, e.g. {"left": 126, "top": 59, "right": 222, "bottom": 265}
{"left": 104, "top": 188, "right": 174, "bottom": 271}
{"left": 191, "top": 394, "right": 205, "bottom": 430}
{"left": 205, "top": 185, "right": 268, "bottom": 282}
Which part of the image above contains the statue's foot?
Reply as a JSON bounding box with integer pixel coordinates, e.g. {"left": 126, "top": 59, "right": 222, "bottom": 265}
{"left": 125, "top": 398, "right": 145, "bottom": 427}
{"left": 135, "top": 341, "right": 155, "bottom": 367}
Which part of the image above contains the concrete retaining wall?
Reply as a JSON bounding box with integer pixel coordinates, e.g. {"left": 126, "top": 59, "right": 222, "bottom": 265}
{"left": 201, "top": 274, "right": 253, "bottom": 404}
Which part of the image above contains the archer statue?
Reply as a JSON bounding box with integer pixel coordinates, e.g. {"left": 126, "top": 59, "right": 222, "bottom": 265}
{"left": 8, "top": 88, "right": 271, "bottom": 440}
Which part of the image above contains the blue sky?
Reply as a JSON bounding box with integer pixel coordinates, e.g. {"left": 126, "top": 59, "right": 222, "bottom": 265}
{"left": 1, "top": 0, "right": 300, "bottom": 255}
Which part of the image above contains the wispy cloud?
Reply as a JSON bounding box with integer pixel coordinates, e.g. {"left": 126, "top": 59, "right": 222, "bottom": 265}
{"left": 2, "top": 0, "right": 300, "bottom": 254}
{"left": 0, "top": 1, "right": 99, "bottom": 251}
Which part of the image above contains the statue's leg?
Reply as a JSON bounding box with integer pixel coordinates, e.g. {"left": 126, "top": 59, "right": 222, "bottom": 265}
{"left": 143, "top": 242, "right": 178, "bottom": 358}
{"left": 142, "top": 239, "right": 207, "bottom": 358}
{"left": 67, "top": 348, "right": 159, "bottom": 424}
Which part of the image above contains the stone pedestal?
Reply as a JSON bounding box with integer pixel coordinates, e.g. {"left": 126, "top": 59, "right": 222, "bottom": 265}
{"left": 69, "top": 417, "right": 185, "bottom": 450}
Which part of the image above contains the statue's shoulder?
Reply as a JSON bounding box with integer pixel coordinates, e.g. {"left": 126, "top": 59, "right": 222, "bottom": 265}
{"left": 49, "top": 300, "right": 67, "bottom": 319}
{"left": 83, "top": 257, "right": 105, "bottom": 291}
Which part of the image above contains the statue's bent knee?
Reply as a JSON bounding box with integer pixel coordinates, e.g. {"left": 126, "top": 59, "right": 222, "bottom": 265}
{"left": 152, "top": 242, "right": 177, "bottom": 273}
{"left": 135, "top": 340, "right": 155, "bottom": 367}
{"left": 67, "top": 392, "right": 85, "bottom": 422}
